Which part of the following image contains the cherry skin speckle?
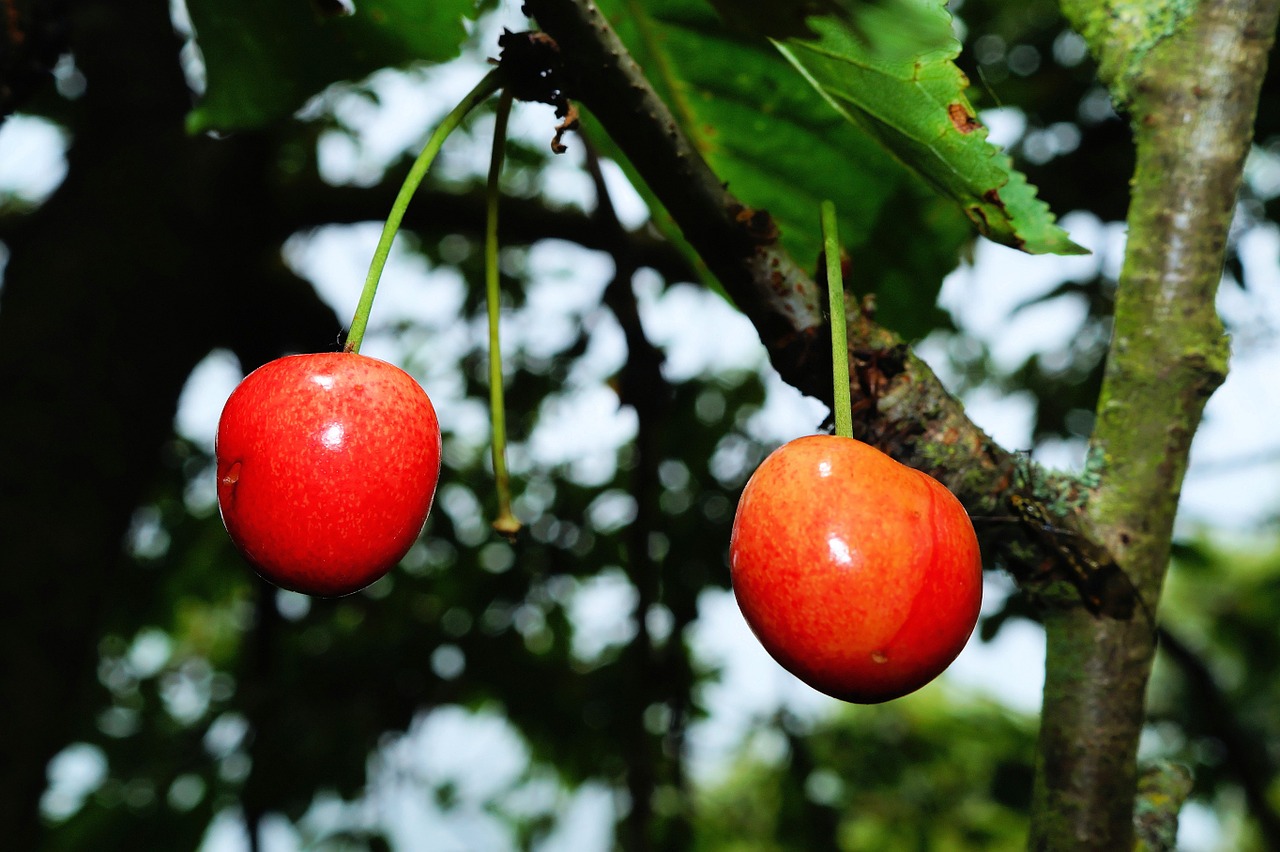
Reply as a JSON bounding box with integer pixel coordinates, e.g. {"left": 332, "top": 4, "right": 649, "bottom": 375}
{"left": 215, "top": 352, "right": 442, "bottom": 597}
{"left": 729, "top": 435, "right": 982, "bottom": 704}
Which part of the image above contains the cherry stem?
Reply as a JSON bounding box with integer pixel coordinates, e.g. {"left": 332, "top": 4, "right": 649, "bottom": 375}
{"left": 486, "top": 89, "right": 521, "bottom": 538}
{"left": 821, "top": 200, "right": 853, "bottom": 440}
{"left": 344, "top": 68, "right": 504, "bottom": 354}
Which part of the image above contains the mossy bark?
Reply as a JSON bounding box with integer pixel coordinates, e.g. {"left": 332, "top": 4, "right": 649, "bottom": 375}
{"left": 1031, "top": 0, "right": 1279, "bottom": 848}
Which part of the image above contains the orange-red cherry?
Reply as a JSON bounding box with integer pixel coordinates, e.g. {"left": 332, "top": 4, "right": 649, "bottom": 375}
{"left": 730, "top": 435, "right": 982, "bottom": 703}
{"left": 215, "top": 352, "right": 442, "bottom": 597}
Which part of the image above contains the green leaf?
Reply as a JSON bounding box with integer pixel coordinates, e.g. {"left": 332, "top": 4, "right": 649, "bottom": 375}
{"left": 594, "top": 0, "right": 972, "bottom": 339}
{"left": 185, "top": 0, "right": 477, "bottom": 133}
{"left": 703, "top": 0, "right": 943, "bottom": 59}
{"left": 772, "top": 0, "right": 1087, "bottom": 255}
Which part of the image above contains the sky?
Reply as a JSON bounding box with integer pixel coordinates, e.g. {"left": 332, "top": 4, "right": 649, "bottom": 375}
{"left": 7, "top": 7, "right": 1280, "bottom": 849}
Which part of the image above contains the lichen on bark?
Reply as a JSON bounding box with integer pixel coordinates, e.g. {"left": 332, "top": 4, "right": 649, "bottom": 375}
{"left": 1060, "top": 0, "right": 1201, "bottom": 105}
{"left": 1031, "top": 0, "right": 1280, "bottom": 848}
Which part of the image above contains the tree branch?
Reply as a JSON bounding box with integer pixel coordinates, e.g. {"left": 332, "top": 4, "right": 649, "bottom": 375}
{"left": 517, "top": 1, "right": 1165, "bottom": 653}
{"left": 1033, "top": 0, "right": 1280, "bottom": 848}
{"left": 273, "top": 178, "right": 698, "bottom": 286}
{"left": 517, "top": 1, "right": 1280, "bottom": 848}
{"left": 520, "top": 0, "right": 1017, "bottom": 507}
{"left": 1132, "top": 760, "right": 1195, "bottom": 852}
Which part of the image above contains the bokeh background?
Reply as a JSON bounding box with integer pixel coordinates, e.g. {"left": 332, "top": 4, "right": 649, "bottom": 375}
{"left": 3, "top": 0, "right": 1280, "bottom": 849}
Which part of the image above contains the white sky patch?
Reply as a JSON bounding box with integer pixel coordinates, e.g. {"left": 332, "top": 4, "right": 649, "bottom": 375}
{"left": 686, "top": 589, "right": 841, "bottom": 783}
{"left": 343, "top": 704, "right": 613, "bottom": 852}
{"left": 515, "top": 241, "right": 613, "bottom": 360}
{"left": 199, "top": 810, "right": 299, "bottom": 852}
{"left": 316, "top": 62, "right": 495, "bottom": 187}
{"left": 977, "top": 106, "right": 1026, "bottom": 149}
{"left": 0, "top": 114, "right": 68, "bottom": 203}
{"left": 953, "top": 386, "right": 1037, "bottom": 453}
{"left": 532, "top": 782, "right": 615, "bottom": 851}
{"left": 1176, "top": 802, "right": 1226, "bottom": 852}
{"left": 169, "top": 0, "right": 206, "bottom": 96}
{"left": 41, "top": 743, "right": 108, "bottom": 822}
{"left": 529, "top": 386, "right": 636, "bottom": 485}
{"left": 1182, "top": 339, "right": 1280, "bottom": 529}
{"left": 567, "top": 568, "right": 638, "bottom": 663}
{"left": 284, "top": 224, "right": 467, "bottom": 334}
{"left": 635, "top": 278, "right": 766, "bottom": 381}
{"left": 369, "top": 711, "right": 525, "bottom": 851}
{"left": 746, "top": 370, "right": 832, "bottom": 443}
{"left": 596, "top": 158, "right": 651, "bottom": 230}
{"left": 937, "top": 211, "right": 1118, "bottom": 374}
{"left": 174, "top": 349, "right": 243, "bottom": 452}
{"left": 944, "top": 578, "right": 1046, "bottom": 714}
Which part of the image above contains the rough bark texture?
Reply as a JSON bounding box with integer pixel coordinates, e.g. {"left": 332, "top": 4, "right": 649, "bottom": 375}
{"left": 521, "top": 0, "right": 1019, "bottom": 507}
{"left": 1032, "top": 0, "right": 1280, "bottom": 848}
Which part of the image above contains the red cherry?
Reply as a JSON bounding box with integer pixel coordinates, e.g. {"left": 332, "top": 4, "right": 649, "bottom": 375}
{"left": 729, "top": 434, "right": 982, "bottom": 703}
{"left": 215, "top": 352, "right": 442, "bottom": 597}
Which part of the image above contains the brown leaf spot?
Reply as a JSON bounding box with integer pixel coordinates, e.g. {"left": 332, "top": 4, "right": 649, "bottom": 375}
{"left": 948, "top": 102, "right": 982, "bottom": 134}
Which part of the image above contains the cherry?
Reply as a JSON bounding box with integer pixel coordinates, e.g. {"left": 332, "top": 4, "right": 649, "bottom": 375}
{"left": 215, "top": 352, "right": 442, "bottom": 597}
{"left": 729, "top": 434, "right": 982, "bottom": 703}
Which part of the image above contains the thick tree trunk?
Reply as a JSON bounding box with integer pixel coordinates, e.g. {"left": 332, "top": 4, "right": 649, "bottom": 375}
{"left": 1031, "top": 0, "right": 1280, "bottom": 847}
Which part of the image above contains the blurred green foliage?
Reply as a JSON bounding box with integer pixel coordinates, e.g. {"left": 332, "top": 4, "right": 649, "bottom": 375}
{"left": 4, "top": 0, "right": 1280, "bottom": 850}
{"left": 184, "top": 0, "right": 477, "bottom": 133}
{"left": 691, "top": 694, "right": 1035, "bottom": 851}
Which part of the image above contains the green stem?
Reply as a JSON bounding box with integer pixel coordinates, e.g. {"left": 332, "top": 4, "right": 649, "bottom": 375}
{"left": 487, "top": 89, "right": 521, "bottom": 537}
{"left": 821, "top": 200, "right": 852, "bottom": 439}
{"left": 344, "top": 68, "right": 503, "bottom": 354}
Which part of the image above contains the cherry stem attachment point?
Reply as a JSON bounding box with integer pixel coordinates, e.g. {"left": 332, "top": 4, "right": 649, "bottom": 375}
{"left": 486, "top": 89, "right": 521, "bottom": 538}
{"left": 821, "top": 201, "right": 853, "bottom": 440}
{"left": 344, "top": 68, "right": 504, "bottom": 354}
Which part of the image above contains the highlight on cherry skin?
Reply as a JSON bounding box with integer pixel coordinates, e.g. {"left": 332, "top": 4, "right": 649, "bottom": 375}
{"left": 215, "top": 351, "right": 443, "bottom": 598}
{"left": 729, "top": 434, "right": 983, "bottom": 704}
